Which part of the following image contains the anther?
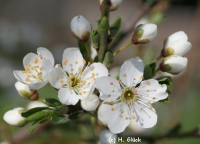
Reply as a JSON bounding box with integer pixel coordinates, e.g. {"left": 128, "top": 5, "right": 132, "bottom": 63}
{"left": 110, "top": 82, "right": 113, "bottom": 85}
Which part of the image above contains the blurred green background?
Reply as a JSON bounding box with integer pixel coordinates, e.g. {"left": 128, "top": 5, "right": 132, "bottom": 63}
{"left": 0, "top": 0, "right": 200, "bottom": 144}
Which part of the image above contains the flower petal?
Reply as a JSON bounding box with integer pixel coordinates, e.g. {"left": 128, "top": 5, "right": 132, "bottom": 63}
{"left": 13, "top": 70, "right": 29, "bottom": 84}
{"left": 58, "top": 88, "right": 80, "bottom": 105}
{"left": 81, "top": 94, "right": 100, "bottom": 111}
{"left": 83, "top": 62, "right": 108, "bottom": 80}
{"left": 107, "top": 103, "right": 131, "bottom": 134}
{"left": 37, "top": 47, "right": 55, "bottom": 65}
{"left": 93, "top": 76, "right": 121, "bottom": 102}
{"left": 166, "top": 31, "right": 188, "bottom": 47}
{"left": 98, "top": 102, "right": 112, "bottom": 125}
{"left": 170, "top": 41, "right": 192, "bottom": 56}
{"left": 41, "top": 59, "right": 54, "bottom": 81}
{"left": 137, "top": 79, "right": 168, "bottom": 103}
{"left": 133, "top": 102, "right": 157, "bottom": 128}
{"left": 62, "top": 48, "right": 84, "bottom": 74}
{"left": 29, "top": 81, "right": 48, "bottom": 90}
{"left": 120, "top": 57, "right": 144, "bottom": 87}
{"left": 48, "top": 67, "right": 67, "bottom": 89}
{"left": 23, "top": 53, "right": 40, "bottom": 69}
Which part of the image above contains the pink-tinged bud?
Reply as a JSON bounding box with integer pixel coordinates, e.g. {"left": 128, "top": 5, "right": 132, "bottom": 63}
{"left": 160, "top": 55, "right": 188, "bottom": 75}
{"left": 161, "top": 31, "right": 192, "bottom": 57}
{"left": 99, "top": 0, "right": 123, "bottom": 11}
{"left": 131, "top": 23, "right": 157, "bottom": 45}
{"left": 70, "top": 15, "right": 91, "bottom": 43}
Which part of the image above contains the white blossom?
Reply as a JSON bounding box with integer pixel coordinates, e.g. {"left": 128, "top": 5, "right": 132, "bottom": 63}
{"left": 132, "top": 23, "right": 157, "bottom": 44}
{"left": 162, "top": 31, "right": 192, "bottom": 57}
{"left": 13, "top": 47, "right": 55, "bottom": 90}
{"left": 160, "top": 55, "right": 188, "bottom": 75}
{"left": 94, "top": 57, "right": 168, "bottom": 133}
{"left": 48, "top": 48, "right": 108, "bottom": 105}
{"left": 70, "top": 15, "right": 91, "bottom": 43}
{"left": 3, "top": 107, "right": 25, "bottom": 126}
{"left": 98, "top": 129, "right": 117, "bottom": 144}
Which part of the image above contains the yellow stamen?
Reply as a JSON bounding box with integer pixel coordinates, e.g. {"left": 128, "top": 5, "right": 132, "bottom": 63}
{"left": 25, "top": 78, "right": 30, "bottom": 82}
{"left": 123, "top": 74, "right": 127, "bottom": 77}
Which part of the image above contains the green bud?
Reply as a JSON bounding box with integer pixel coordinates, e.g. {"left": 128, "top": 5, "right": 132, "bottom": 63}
{"left": 109, "top": 16, "right": 121, "bottom": 39}
{"left": 99, "top": 17, "right": 108, "bottom": 32}
{"left": 91, "top": 30, "right": 100, "bottom": 49}
{"left": 103, "top": 50, "right": 114, "bottom": 67}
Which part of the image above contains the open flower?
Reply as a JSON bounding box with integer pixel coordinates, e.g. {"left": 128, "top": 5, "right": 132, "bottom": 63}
{"left": 161, "top": 31, "right": 192, "bottom": 57}
{"left": 94, "top": 57, "right": 168, "bottom": 133}
{"left": 13, "top": 47, "right": 54, "bottom": 90}
{"left": 48, "top": 48, "right": 108, "bottom": 105}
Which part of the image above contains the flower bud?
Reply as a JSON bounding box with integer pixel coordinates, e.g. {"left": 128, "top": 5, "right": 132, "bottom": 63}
{"left": 132, "top": 23, "right": 157, "bottom": 45}
{"left": 160, "top": 55, "right": 188, "bottom": 75}
{"left": 81, "top": 94, "right": 100, "bottom": 111}
{"left": 161, "top": 31, "right": 192, "bottom": 57}
{"left": 98, "top": 130, "right": 117, "bottom": 144}
{"left": 3, "top": 107, "right": 26, "bottom": 126}
{"left": 15, "top": 81, "right": 34, "bottom": 99}
{"left": 100, "top": 0, "right": 123, "bottom": 11}
{"left": 27, "top": 101, "right": 48, "bottom": 109}
{"left": 70, "top": 15, "right": 91, "bottom": 43}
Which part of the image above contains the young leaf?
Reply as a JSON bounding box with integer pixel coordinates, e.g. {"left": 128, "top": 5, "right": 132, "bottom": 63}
{"left": 43, "top": 98, "right": 62, "bottom": 107}
{"left": 21, "top": 107, "right": 49, "bottom": 118}
{"left": 25, "top": 109, "right": 53, "bottom": 122}
{"left": 109, "top": 16, "right": 121, "bottom": 39}
{"left": 144, "top": 62, "right": 156, "bottom": 79}
{"left": 157, "top": 76, "right": 172, "bottom": 89}
{"left": 103, "top": 50, "right": 114, "bottom": 67}
{"left": 159, "top": 97, "right": 169, "bottom": 103}
{"left": 29, "top": 117, "right": 50, "bottom": 134}
{"left": 51, "top": 112, "right": 66, "bottom": 124}
{"left": 68, "top": 110, "right": 84, "bottom": 120}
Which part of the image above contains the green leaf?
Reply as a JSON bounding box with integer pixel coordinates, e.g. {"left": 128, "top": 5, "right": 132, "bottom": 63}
{"left": 51, "top": 112, "right": 66, "bottom": 124}
{"left": 157, "top": 76, "right": 172, "bottom": 89}
{"left": 43, "top": 98, "right": 62, "bottom": 107}
{"left": 91, "top": 30, "right": 100, "bottom": 49}
{"left": 78, "top": 40, "right": 90, "bottom": 62}
{"left": 29, "top": 117, "right": 50, "bottom": 134}
{"left": 21, "top": 107, "right": 49, "bottom": 118}
{"left": 144, "top": 62, "right": 156, "bottom": 80}
{"left": 25, "top": 109, "right": 53, "bottom": 122}
{"left": 68, "top": 110, "right": 84, "bottom": 120}
{"left": 159, "top": 97, "right": 169, "bottom": 103}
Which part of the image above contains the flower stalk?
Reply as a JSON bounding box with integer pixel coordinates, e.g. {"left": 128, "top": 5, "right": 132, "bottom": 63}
{"left": 113, "top": 41, "right": 132, "bottom": 56}
{"left": 153, "top": 54, "right": 162, "bottom": 62}
{"left": 84, "top": 43, "right": 94, "bottom": 63}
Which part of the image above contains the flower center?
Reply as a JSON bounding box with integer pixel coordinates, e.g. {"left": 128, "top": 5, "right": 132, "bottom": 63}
{"left": 70, "top": 75, "right": 80, "bottom": 87}
{"left": 122, "top": 88, "right": 136, "bottom": 101}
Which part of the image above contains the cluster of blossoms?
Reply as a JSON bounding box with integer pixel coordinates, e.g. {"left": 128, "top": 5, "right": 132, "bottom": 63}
{"left": 3, "top": 0, "right": 192, "bottom": 136}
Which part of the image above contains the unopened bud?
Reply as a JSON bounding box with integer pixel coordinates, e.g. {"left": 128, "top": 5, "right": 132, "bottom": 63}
{"left": 81, "top": 94, "right": 100, "bottom": 111}
{"left": 29, "top": 91, "right": 39, "bottom": 100}
{"left": 70, "top": 15, "right": 91, "bottom": 43}
{"left": 3, "top": 107, "right": 26, "bottom": 126}
{"left": 15, "top": 81, "right": 34, "bottom": 99}
{"left": 161, "top": 31, "right": 192, "bottom": 57}
{"left": 160, "top": 55, "right": 188, "bottom": 75}
{"left": 92, "top": 30, "right": 100, "bottom": 49}
{"left": 132, "top": 23, "right": 157, "bottom": 45}
{"left": 100, "top": 0, "right": 123, "bottom": 11}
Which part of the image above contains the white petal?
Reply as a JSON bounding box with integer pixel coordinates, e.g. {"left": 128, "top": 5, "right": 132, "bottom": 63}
{"left": 3, "top": 107, "right": 25, "bottom": 126}
{"left": 15, "top": 81, "right": 32, "bottom": 93}
{"left": 141, "top": 23, "right": 157, "bottom": 41}
{"left": 137, "top": 79, "right": 168, "bottom": 103}
{"left": 62, "top": 48, "right": 84, "bottom": 74}
{"left": 99, "top": 129, "right": 117, "bottom": 144}
{"left": 94, "top": 76, "right": 121, "bottom": 102}
{"left": 166, "top": 31, "right": 188, "bottom": 47}
{"left": 48, "top": 67, "right": 67, "bottom": 89}
{"left": 107, "top": 103, "right": 131, "bottom": 134}
{"left": 58, "top": 88, "right": 80, "bottom": 105}
{"left": 41, "top": 59, "right": 54, "bottom": 81}
{"left": 109, "top": 66, "right": 120, "bottom": 79}
{"left": 170, "top": 41, "right": 192, "bottom": 56}
{"left": 23, "top": 53, "right": 39, "bottom": 69}
{"left": 37, "top": 47, "right": 55, "bottom": 65}
{"left": 134, "top": 102, "right": 157, "bottom": 128}
{"left": 29, "top": 81, "right": 48, "bottom": 90}
{"left": 98, "top": 102, "right": 112, "bottom": 125}
{"left": 120, "top": 57, "right": 144, "bottom": 87}
{"left": 81, "top": 94, "right": 100, "bottom": 111}
{"left": 13, "top": 70, "right": 29, "bottom": 84}
{"left": 83, "top": 62, "right": 108, "bottom": 80}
